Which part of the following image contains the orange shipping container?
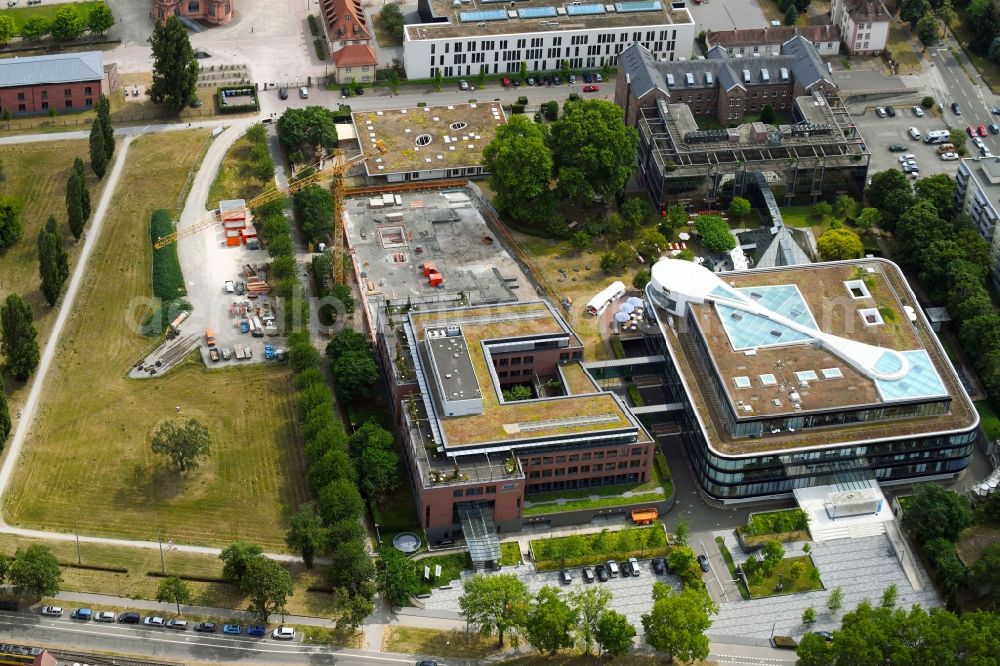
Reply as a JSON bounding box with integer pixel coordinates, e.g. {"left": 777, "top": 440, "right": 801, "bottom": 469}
{"left": 423, "top": 261, "right": 437, "bottom": 278}
{"left": 428, "top": 272, "right": 443, "bottom": 287}
{"left": 225, "top": 230, "right": 242, "bottom": 247}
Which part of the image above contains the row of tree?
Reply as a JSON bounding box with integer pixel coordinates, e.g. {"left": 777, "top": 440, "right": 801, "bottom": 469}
{"left": 88, "top": 97, "right": 115, "bottom": 180}
{"left": 0, "top": 3, "right": 114, "bottom": 46}
{"left": 483, "top": 101, "right": 639, "bottom": 236}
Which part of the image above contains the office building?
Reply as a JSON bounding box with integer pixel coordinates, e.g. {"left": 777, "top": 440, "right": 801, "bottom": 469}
{"left": 705, "top": 26, "right": 841, "bottom": 57}
{"left": 0, "top": 52, "right": 113, "bottom": 116}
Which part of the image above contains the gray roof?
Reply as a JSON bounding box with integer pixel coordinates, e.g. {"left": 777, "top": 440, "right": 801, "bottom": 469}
{"left": 620, "top": 44, "right": 662, "bottom": 100}
{"left": 782, "top": 35, "right": 832, "bottom": 91}
{"left": 0, "top": 52, "right": 104, "bottom": 89}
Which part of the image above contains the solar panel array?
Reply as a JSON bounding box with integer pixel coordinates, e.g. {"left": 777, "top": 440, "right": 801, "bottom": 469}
{"left": 566, "top": 3, "right": 606, "bottom": 15}
{"left": 460, "top": 9, "right": 507, "bottom": 21}
{"left": 519, "top": 6, "right": 557, "bottom": 17}
{"left": 615, "top": 0, "right": 662, "bottom": 11}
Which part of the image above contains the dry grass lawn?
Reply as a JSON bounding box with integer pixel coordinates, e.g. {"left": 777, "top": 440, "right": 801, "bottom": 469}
{"left": 956, "top": 523, "right": 1000, "bottom": 567}
{"left": 382, "top": 626, "right": 501, "bottom": 659}
{"left": 4, "top": 130, "right": 309, "bottom": 553}
{"left": 206, "top": 133, "right": 270, "bottom": 207}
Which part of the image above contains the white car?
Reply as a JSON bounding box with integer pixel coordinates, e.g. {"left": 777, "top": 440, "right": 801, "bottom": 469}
{"left": 940, "top": 152, "right": 959, "bottom": 160}
{"left": 143, "top": 616, "right": 165, "bottom": 627}
{"left": 272, "top": 626, "right": 296, "bottom": 640}
{"left": 40, "top": 606, "right": 62, "bottom": 617}
{"left": 876, "top": 107, "right": 887, "bottom": 118}
{"left": 973, "top": 136, "right": 985, "bottom": 149}
{"left": 912, "top": 106, "right": 924, "bottom": 117}
{"left": 908, "top": 127, "right": 922, "bottom": 140}
{"left": 898, "top": 154, "right": 916, "bottom": 163}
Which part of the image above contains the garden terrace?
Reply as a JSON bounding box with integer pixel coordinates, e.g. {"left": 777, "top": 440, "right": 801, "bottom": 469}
{"left": 559, "top": 361, "right": 602, "bottom": 396}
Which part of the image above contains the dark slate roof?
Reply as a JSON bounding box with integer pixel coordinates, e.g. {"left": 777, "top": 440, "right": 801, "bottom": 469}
{"left": 782, "top": 35, "right": 832, "bottom": 90}
{"left": 0, "top": 52, "right": 103, "bottom": 88}
{"left": 620, "top": 44, "right": 662, "bottom": 100}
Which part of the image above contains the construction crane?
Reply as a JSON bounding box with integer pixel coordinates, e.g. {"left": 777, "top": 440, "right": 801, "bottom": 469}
{"left": 153, "top": 139, "right": 389, "bottom": 251}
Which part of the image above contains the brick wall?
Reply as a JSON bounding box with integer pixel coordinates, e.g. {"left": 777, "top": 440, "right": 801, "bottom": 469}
{"left": 0, "top": 80, "right": 102, "bottom": 116}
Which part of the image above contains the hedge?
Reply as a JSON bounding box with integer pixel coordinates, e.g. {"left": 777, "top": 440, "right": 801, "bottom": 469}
{"left": 60, "top": 562, "right": 128, "bottom": 574}
{"left": 628, "top": 384, "right": 644, "bottom": 407}
{"left": 216, "top": 86, "right": 260, "bottom": 114}
{"left": 146, "top": 571, "right": 227, "bottom": 584}
{"left": 308, "top": 14, "right": 320, "bottom": 35}
{"left": 610, "top": 334, "right": 625, "bottom": 359}
{"left": 149, "top": 210, "right": 187, "bottom": 302}
{"left": 314, "top": 39, "right": 325, "bottom": 60}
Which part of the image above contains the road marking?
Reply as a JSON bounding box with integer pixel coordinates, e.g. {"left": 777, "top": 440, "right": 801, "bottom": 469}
{"left": 710, "top": 653, "right": 793, "bottom": 665}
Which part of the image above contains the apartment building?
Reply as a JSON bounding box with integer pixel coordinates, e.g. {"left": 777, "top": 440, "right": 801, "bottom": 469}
{"left": 706, "top": 25, "right": 841, "bottom": 57}
{"left": 830, "top": 0, "right": 889, "bottom": 55}
{"left": 955, "top": 157, "right": 1000, "bottom": 287}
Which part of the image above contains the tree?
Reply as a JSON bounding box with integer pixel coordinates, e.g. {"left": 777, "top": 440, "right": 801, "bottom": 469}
{"left": 666, "top": 204, "right": 688, "bottom": 233}
{"left": 38, "top": 217, "right": 67, "bottom": 306}
{"left": 762, "top": 540, "right": 785, "bottom": 573}
{"left": 292, "top": 184, "right": 334, "bottom": 244}
{"left": 9, "top": 546, "right": 60, "bottom": 597}
{"left": 331, "top": 350, "right": 379, "bottom": 403}
{"left": 328, "top": 539, "right": 375, "bottom": 594}
{"left": 760, "top": 104, "right": 776, "bottom": 124}
{"left": 633, "top": 268, "right": 651, "bottom": 289}
{"left": 832, "top": 194, "right": 856, "bottom": 220}
{"left": 0, "top": 198, "right": 21, "bottom": 252}
{"left": 0, "top": 15, "right": 16, "bottom": 46}
{"left": 784, "top": 4, "right": 798, "bottom": 24}
{"left": 817, "top": 228, "right": 864, "bottom": 261}
{"left": 150, "top": 418, "right": 210, "bottom": 475}
{"left": 459, "top": 573, "right": 530, "bottom": 648}
{"left": 856, "top": 207, "right": 881, "bottom": 231}
{"left": 642, "top": 583, "right": 717, "bottom": 661}
{"left": 0, "top": 380, "right": 10, "bottom": 448}
{"left": 827, "top": 586, "right": 843, "bottom": 614}
{"left": 241, "top": 555, "right": 294, "bottom": 623}
{"left": 635, "top": 227, "right": 668, "bottom": 262}
{"left": 895, "top": 200, "right": 948, "bottom": 268}
{"left": 972, "top": 543, "right": 1000, "bottom": 608}
{"left": 502, "top": 384, "right": 533, "bottom": 401}
{"left": 87, "top": 3, "right": 114, "bottom": 35}
{"left": 950, "top": 127, "right": 968, "bottom": 153}
{"left": 433, "top": 70, "right": 443, "bottom": 92}
{"left": 866, "top": 170, "right": 913, "bottom": 230}
{"left": 902, "top": 484, "right": 973, "bottom": 544}
{"left": 728, "top": 197, "right": 751, "bottom": 219}
{"left": 66, "top": 168, "right": 87, "bottom": 240}
{"left": 902, "top": 0, "right": 931, "bottom": 26}
{"left": 75, "top": 158, "right": 91, "bottom": 220}
{"left": 88, "top": 119, "right": 107, "bottom": 179}
{"left": 802, "top": 606, "right": 817, "bottom": 624}
{"left": 483, "top": 116, "right": 555, "bottom": 227}
{"left": 569, "top": 585, "right": 612, "bottom": 654}
{"left": 675, "top": 517, "right": 690, "bottom": 546}
{"left": 693, "top": 214, "right": 736, "bottom": 252}
{"left": 285, "top": 504, "right": 328, "bottom": 569}
{"left": 50, "top": 5, "right": 84, "bottom": 41}
{"left": 916, "top": 14, "right": 941, "bottom": 46}
{"left": 595, "top": 610, "right": 635, "bottom": 656}
{"left": 570, "top": 230, "right": 590, "bottom": 253}
{"left": 914, "top": 173, "right": 955, "bottom": 218}
{"left": 881, "top": 583, "right": 898, "bottom": 608}
{"left": 276, "top": 107, "right": 339, "bottom": 161}
{"left": 220, "top": 542, "right": 263, "bottom": 583}
{"left": 379, "top": 547, "right": 420, "bottom": 606}
{"left": 622, "top": 197, "right": 653, "bottom": 228}
{"left": 149, "top": 17, "right": 199, "bottom": 113}
{"left": 155, "top": 576, "right": 191, "bottom": 614}
{"left": 359, "top": 443, "right": 399, "bottom": 499}
{"left": 20, "top": 17, "right": 51, "bottom": 41}
{"left": 96, "top": 96, "right": 114, "bottom": 163}
{"left": 379, "top": 3, "right": 404, "bottom": 42}
{"left": 1, "top": 294, "right": 39, "bottom": 382}
{"left": 525, "top": 586, "right": 577, "bottom": 654}
{"left": 549, "top": 100, "right": 638, "bottom": 204}
{"left": 326, "top": 328, "right": 370, "bottom": 363}
{"left": 318, "top": 479, "right": 364, "bottom": 525}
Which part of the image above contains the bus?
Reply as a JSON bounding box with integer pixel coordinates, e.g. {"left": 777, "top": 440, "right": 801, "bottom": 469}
{"left": 586, "top": 281, "right": 626, "bottom": 316}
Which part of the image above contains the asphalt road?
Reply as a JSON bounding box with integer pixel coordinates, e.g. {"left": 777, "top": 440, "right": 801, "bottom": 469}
{"left": 929, "top": 46, "right": 1000, "bottom": 152}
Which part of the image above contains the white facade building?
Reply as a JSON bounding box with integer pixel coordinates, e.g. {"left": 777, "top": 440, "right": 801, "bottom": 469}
{"left": 955, "top": 157, "right": 1000, "bottom": 287}
{"left": 404, "top": 0, "right": 695, "bottom": 80}
{"left": 705, "top": 26, "right": 841, "bottom": 57}
{"left": 831, "top": 0, "right": 889, "bottom": 55}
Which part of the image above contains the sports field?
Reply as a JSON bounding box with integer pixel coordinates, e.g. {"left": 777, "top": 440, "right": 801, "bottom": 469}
{"left": 4, "top": 130, "right": 309, "bottom": 552}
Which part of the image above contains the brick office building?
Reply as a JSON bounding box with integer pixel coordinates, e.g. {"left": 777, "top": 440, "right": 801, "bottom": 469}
{"left": 152, "top": 0, "right": 233, "bottom": 25}
{"left": 0, "top": 52, "right": 110, "bottom": 116}
{"left": 375, "top": 301, "right": 657, "bottom": 551}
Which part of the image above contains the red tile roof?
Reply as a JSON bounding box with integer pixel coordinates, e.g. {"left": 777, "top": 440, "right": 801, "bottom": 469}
{"left": 706, "top": 25, "right": 841, "bottom": 48}
{"left": 320, "top": 0, "right": 371, "bottom": 42}
{"left": 333, "top": 44, "right": 378, "bottom": 68}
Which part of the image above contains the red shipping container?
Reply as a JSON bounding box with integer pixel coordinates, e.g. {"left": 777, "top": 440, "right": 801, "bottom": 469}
{"left": 422, "top": 261, "right": 437, "bottom": 278}
{"left": 428, "top": 271, "right": 443, "bottom": 287}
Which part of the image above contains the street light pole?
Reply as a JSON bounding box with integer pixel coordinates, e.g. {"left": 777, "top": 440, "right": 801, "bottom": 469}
{"left": 158, "top": 533, "right": 165, "bottom": 573}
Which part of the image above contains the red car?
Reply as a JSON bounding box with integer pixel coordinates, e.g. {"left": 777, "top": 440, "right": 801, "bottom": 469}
{"left": 583, "top": 84, "right": 600, "bottom": 92}
{"left": 501, "top": 77, "right": 511, "bottom": 87}
{"left": 978, "top": 124, "right": 988, "bottom": 137}
{"left": 967, "top": 126, "right": 975, "bottom": 137}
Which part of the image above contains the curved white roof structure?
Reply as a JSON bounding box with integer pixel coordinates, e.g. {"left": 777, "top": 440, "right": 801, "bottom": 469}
{"left": 649, "top": 259, "right": 913, "bottom": 384}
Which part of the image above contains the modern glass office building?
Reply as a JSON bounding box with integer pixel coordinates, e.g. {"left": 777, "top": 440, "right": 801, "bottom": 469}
{"left": 644, "top": 258, "right": 979, "bottom": 503}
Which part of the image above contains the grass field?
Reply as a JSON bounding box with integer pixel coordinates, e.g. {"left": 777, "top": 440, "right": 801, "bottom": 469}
{"left": 887, "top": 24, "right": 923, "bottom": 75}
{"left": 206, "top": 134, "right": 270, "bottom": 206}
{"left": 4, "top": 130, "right": 309, "bottom": 552}
{"left": 950, "top": 15, "right": 1000, "bottom": 94}
{"left": 975, "top": 400, "right": 1000, "bottom": 441}
{"left": 499, "top": 541, "right": 522, "bottom": 567}
{"left": 747, "top": 555, "right": 823, "bottom": 598}
{"left": 0, "top": 141, "right": 108, "bottom": 368}
{"left": 382, "top": 626, "right": 500, "bottom": 659}
{"left": 415, "top": 553, "right": 471, "bottom": 594}
{"left": 4, "top": 1, "right": 105, "bottom": 31}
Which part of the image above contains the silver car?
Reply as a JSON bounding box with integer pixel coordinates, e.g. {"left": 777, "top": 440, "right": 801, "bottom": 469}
{"left": 94, "top": 611, "right": 116, "bottom": 623}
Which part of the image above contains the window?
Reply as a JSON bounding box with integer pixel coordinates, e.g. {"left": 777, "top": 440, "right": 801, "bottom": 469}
{"left": 631, "top": 448, "right": 642, "bottom": 456}
{"left": 18, "top": 104, "right": 25, "bottom": 112}
{"left": 593, "top": 452, "right": 604, "bottom": 460}
{"left": 556, "top": 456, "right": 566, "bottom": 463}
{"left": 41, "top": 102, "right": 49, "bottom": 110}
{"left": 17, "top": 93, "right": 24, "bottom": 101}
{"left": 498, "top": 358, "right": 508, "bottom": 366}
{"left": 467, "top": 487, "right": 484, "bottom": 496}
{"left": 530, "top": 458, "right": 540, "bottom": 465}
{"left": 453, "top": 489, "right": 463, "bottom": 497}
{"left": 606, "top": 463, "right": 616, "bottom": 471}
{"left": 581, "top": 465, "right": 590, "bottom": 473}
{"left": 487, "top": 485, "right": 496, "bottom": 494}
{"left": 85, "top": 98, "right": 93, "bottom": 106}
{"left": 606, "top": 450, "right": 617, "bottom": 458}
{"left": 542, "top": 457, "right": 553, "bottom": 464}
{"left": 541, "top": 469, "right": 553, "bottom": 477}
{"left": 510, "top": 370, "right": 520, "bottom": 377}
{"left": 40, "top": 91, "right": 48, "bottom": 100}
{"left": 568, "top": 466, "right": 578, "bottom": 474}
{"left": 582, "top": 453, "right": 591, "bottom": 461}
{"left": 498, "top": 371, "right": 507, "bottom": 378}
{"left": 511, "top": 357, "right": 521, "bottom": 365}
{"left": 523, "top": 355, "right": 534, "bottom": 364}
{"left": 555, "top": 468, "right": 565, "bottom": 476}
{"left": 529, "top": 471, "right": 540, "bottom": 479}
{"left": 569, "top": 454, "right": 579, "bottom": 462}
{"left": 593, "top": 464, "right": 603, "bottom": 472}
{"left": 630, "top": 460, "right": 641, "bottom": 468}
{"left": 64, "top": 88, "right": 71, "bottom": 96}
{"left": 65, "top": 100, "right": 72, "bottom": 108}
{"left": 84, "top": 86, "right": 92, "bottom": 95}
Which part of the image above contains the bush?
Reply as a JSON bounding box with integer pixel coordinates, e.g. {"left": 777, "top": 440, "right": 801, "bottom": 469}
{"left": 746, "top": 509, "right": 808, "bottom": 536}
{"left": 314, "top": 39, "right": 325, "bottom": 60}
{"left": 517, "top": 95, "right": 528, "bottom": 105}
{"left": 921, "top": 96, "right": 935, "bottom": 109}
{"left": 216, "top": 86, "right": 260, "bottom": 115}
{"left": 693, "top": 214, "right": 736, "bottom": 253}
{"left": 610, "top": 334, "right": 625, "bottom": 359}
{"left": 628, "top": 384, "right": 644, "bottom": 407}
{"left": 149, "top": 210, "right": 187, "bottom": 302}
{"left": 542, "top": 100, "right": 559, "bottom": 121}
{"left": 307, "top": 14, "right": 320, "bottom": 36}
{"left": 511, "top": 104, "right": 525, "bottom": 115}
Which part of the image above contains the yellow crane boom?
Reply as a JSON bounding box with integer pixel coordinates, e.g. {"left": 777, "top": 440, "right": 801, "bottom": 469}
{"left": 153, "top": 139, "right": 389, "bottom": 250}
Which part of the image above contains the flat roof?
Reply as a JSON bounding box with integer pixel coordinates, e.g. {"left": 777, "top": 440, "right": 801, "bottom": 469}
{"left": 406, "top": 1, "right": 692, "bottom": 40}
{"left": 426, "top": 327, "right": 482, "bottom": 402}
{"left": 962, "top": 157, "right": 1000, "bottom": 204}
{"left": 652, "top": 259, "right": 977, "bottom": 455}
{"left": 410, "top": 302, "right": 647, "bottom": 448}
{"left": 353, "top": 103, "right": 506, "bottom": 175}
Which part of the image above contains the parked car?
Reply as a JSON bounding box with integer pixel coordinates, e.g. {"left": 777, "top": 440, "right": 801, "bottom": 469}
{"left": 595, "top": 72, "right": 604, "bottom": 82}
{"left": 194, "top": 622, "right": 217, "bottom": 633}
{"left": 908, "top": 127, "right": 921, "bottom": 140}
{"left": 167, "top": 620, "right": 188, "bottom": 630}
{"left": 812, "top": 630, "right": 834, "bottom": 641}
{"left": 993, "top": 105, "right": 1000, "bottom": 115}
{"left": 223, "top": 624, "right": 242, "bottom": 635}
{"left": 652, "top": 558, "right": 665, "bottom": 575}
{"left": 940, "top": 152, "right": 960, "bottom": 161}
{"left": 875, "top": 106, "right": 887, "bottom": 118}
{"left": 416, "top": 661, "right": 441, "bottom": 666}
{"left": 991, "top": 123, "right": 1000, "bottom": 135}
{"left": 628, "top": 557, "right": 641, "bottom": 576}
{"left": 594, "top": 564, "right": 609, "bottom": 582}
{"left": 568, "top": 74, "right": 576, "bottom": 84}
{"left": 341, "top": 86, "right": 350, "bottom": 98}
{"left": 582, "top": 85, "right": 599, "bottom": 92}
{"left": 607, "top": 560, "right": 620, "bottom": 577}
{"left": 952, "top": 101, "right": 962, "bottom": 115}
{"left": 0, "top": 601, "right": 18, "bottom": 612}
{"left": 278, "top": 87, "right": 288, "bottom": 100}
{"left": 898, "top": 153, "right": 916, "bottom": 163}
{"left": 298, "top": 87, "right": 308, "bottom": 99}
{"left": 40, "top": 606, "right": 62, "bottom": 617}
{"left": 526, "top": 77, "right": 536, "bottom": 86}
{"left": 501, "top": 76, "right": 511, "bottom": 87}
{"left": 583, "top": 72, "right": 593, "bottom": 83}
{"left": 94, "top": 611, "right": 115, "bottom": 623}
{"left": 143, "top": 616, "right": 165, "bottom": 627}
{"left": 118, "top": 612, "right": 141, "bottom": 624}
{"left": 978, "top": 125, "right": 988, "bottom": 137}
{"left": 888, "top": 143, "right": 907, "bottom": 152}
{"left": 697, "top": 555, "right": 711, "bottom": 572}
{"left": 885, "top": 105, "right": 896, "bottom": 117}
{"left": 967, "top": 126, "right": 976, "bottom": 137}
{"left": 272, "top": 626, "right": 296, "bottom": 640}
{"left": 221, "top": 347, "right": 232, "bottom": 361}
{"left": 619, "top": 561, "right": 632, "bottom": 578}
{"left": 974, "top": 136, "right": 985, "bottom": 149}
{"left": 912, "top": 105, "right": 924, "bottom": 117}
{"left": 458, "top": 79, "right": 469, "bottom": 90}
{"left": 71, "top": 608, "right": 92, "bottom": 621}
{"left": 247, "top": 624, "right": 266, "bottom": 637}
{"left": 553, "top": 75, "right": 562, "bottom": 85}
{"left": 559, "top": 570, "right": 573, "bottom": 585}
{"left": 582, "top": 567, "right": 595, "bottom": 583}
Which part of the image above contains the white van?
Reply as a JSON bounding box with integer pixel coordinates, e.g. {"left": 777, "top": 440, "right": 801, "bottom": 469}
{"left": 908, "top": 127, "right": 922, "bottom": 140}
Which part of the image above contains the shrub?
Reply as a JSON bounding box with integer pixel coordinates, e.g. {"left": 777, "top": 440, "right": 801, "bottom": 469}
{"left": 610, "top": 334, "right": 625, "bottom": 359}
{"left": 149, "top": 210, "right": 187, "bottom": 302}
{"left": 314, "top": 39, "right": 325, "bottom": 60}
{"left": 307, "top": 14, "right": 320, "bottom": 36}
{"left": 216, "top": 86, "right": 260, "bottom": 115}
{"left": 921, "top": 96, "right": 934, "bottom": 109}
{"left": 628, "top": 384, "right": 644, "bottom": 407}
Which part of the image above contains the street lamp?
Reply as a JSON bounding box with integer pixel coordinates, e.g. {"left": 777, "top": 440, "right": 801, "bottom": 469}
{"left": 374, "top": 522, "right": 382, "bottom": 548}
